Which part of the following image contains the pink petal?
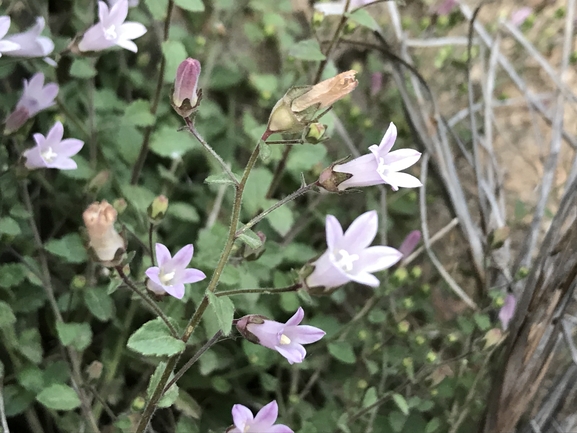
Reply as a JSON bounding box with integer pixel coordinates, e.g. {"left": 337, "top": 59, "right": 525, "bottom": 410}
{"left": 253, "top": 401, "right": 278, "bottom": 427}
{"left": 39, "top": 83, "right": 59, "bottom": 108}
{"left": 386, "top": 172, "right": 422, "bottom": 189}
{"left": 284, "top": 307, "right": 304, "bottom": 327}
{"left": 382, "top": 149, "right": 421, "bottom": 172}
{"left": 275, "top": 343, "right": 306, "bottom": 364}
{"left": 51, "top": 157, "right": 77, "bottom": 170}
{"left": 33, "top": 132, "right": 46, "bottom": 147}
{"left": 108, "top": 0, "right": 128, "bottom": 26}
{"left": 267, "top": 425, "right": 294, "bottom": 433}
{"left": 119, "top": 22, "right": 147, "bottom": 39}
{"left": 357, "top": 246, "right": 402, "bottom": 273}
{"left": 0, "top": 16, "right": 11, "bottom": 39}
{"left": 78, "top": 24, "right": 114, "bottom": 52}
{"left": 325, "top": 215, "right": 343, "bottom": 251}
{"left": 54, "top": 139, "right": 84, "bottom": 158}
{"left": 287, "top": 325, "right": 325, "bottom": 344}
{"left": 115, "top": 38, "right": 138, "bottom": 52}
{"left": 171, "top": 244, "right": 193, "bottom": 269}
{"left": 342, "top": 210, "right": 378, "bottom": 252}
{"left": 306, "top": 251, "right": 351, "bottom": 289}
{"left": 377, "top": 122, "right": 397, "bottom": 155}
{"left": 145, "top": 267, "right": 161, "bottom": 284}
{"left": 23, "top": 147, "right": 47, "bottom": 169}
{"left": 164, "top": 283, "right": 185, "bottom": 299}
{"left": 232, "top": 404, "right": 254, "bottom": 429}
{"left": 180, "top": 268, "right": 206, "bottom": 284}
{"left": 98, "top": 1, "right": 110, "bottom": 24}
{"left": 46, "top": 121, "right": 64, "bottom": 144}
{"left": 348, "top": 271, "right": 380, "bottom": 287}
{"left": 27, "top": 72, "right": 45, "bottom": 93}
{"left": 155, "top": 243, "right": 172, "bottom": 266}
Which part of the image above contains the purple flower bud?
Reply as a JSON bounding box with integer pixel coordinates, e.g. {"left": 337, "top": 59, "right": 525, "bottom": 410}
{"left": 498, "top": 294, "right": 516, "bottom": 330}
{"left": 226, "top": 400, "right": 293, "bottom": 433}
{"left": 510, "top": 7, "right": 532, "bottom": 27}
{"left": 236, "top": 307, "right": 325, "bottom": 364}
{"left": 399, "top": 230, "right": 421, "bottom": 257}
{"left": 173, "top": 58, "right": 201, "bottom": 113}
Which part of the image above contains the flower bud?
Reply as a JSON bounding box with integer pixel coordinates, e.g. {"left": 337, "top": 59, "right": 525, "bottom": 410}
{"left": 83, "top": 200, "right": 126, "bottom": 266}
{"left": 172, "top": 58, "right": 202, "bottom": 118}
{"left": 316, "top": 162, "right": 352, "bottom": 193}
{"left": 399, "top": 230, "right": 421, "bottom": 257}
{"left": 266, "top": 70, "right": 358, "bottom": 134}
{"left": 85, "top": 360, "right": 103, "bottom": 381}
{"left": 483, "top": 328, "right": 504, "bottom": 349}
{"left": 235, "top": 314, "right": 268, "bottom": 345}
{"left": 4, "top": 107, "right": 30, "bottom": 135}
{"left": 304, "top": 123, "right": 327, "bottom": 144}
{"left": 147, "top": 195, "right": 169, "bottom": 225}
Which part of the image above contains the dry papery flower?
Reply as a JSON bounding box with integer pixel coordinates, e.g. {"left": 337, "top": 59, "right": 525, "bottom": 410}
{"left": 82, "top": 200, "right": 126, "bottom": 266}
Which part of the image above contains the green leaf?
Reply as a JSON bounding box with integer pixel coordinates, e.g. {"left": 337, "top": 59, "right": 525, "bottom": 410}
{"left": 122, "top": 100, "right": 155, "bottom": 127}
{"left": 362, "top": 387, "right": 378, "bottom": 408}
{"left": 150, "top": 125, "right": 197, "bottom": 158}
{"left": 18, "top": 329, "right": 43, "bottom": 364}
{"left": 56, "top": 322, "right": 93, "bottom": 351}
{"left": 147, "top": 362, "right": 179, "bottom": 408}
{"left": 70, "top": 58, "right": 97, "bottom": 78}
{"left": 127, "top": 318, "right": 185, "bottom": 357}
{"left": 144, "top": 0, "right": 168, "bottom": 19}
{"left": 3, "top": 385, "right": 35, "bottom": 416}
{"left": 174, "top": 0, "right": 205, "bottom": 11}
{"left": 204, "top": 172, "right": 239, "bottom": 185}
{"left": 44, "top": 233, "right": 88, "bottom": 264}
{"left": 389, "top": 411, "right": 406, "bottom": 433}
{"left": 162, "top": 40, "right": 188, "bottom": 83}
{"left": 121, "top": 184, "right": 156, "bottom": 210}
{"left": 207, "top": 292, "right": 234, "bottom": 336}
{"left": 17, "top": 366, "right": 45, "bottom": 393}
{"left": 0, "top": 263, "right": 26, "bottom": 288}
{"left": 168, "top": 202, "right": 200, "bottom": 222}
{"left": 83, "top": 288, "right": 114, "bottom": 321}
{"left": 176, "top": 417, "right": 200, "bottom": 433}
{"left": 286, "top": 144, "right": 327, "bottom": 173}
{"left": 328, "top": 341, "right": 356, "bottom": 364}
{"left": 347, "top": 8, "right": 379, "bottom": 31}
{"left": 426, "top": 418, "right": 441, "bottom": 433}
{"left": 264, "top": 201, "right": 294, "bottom": 237}
{"left": 474, "top": 313, "right": 492, "bottom": 331}
{"left": 237, "top": 227, "right": 263, "bottom": 249}
{"left": 288, "top": 39, "right": 326, "bottom": 61}
{"left": 0, "top": 217, "right": 21, "bottom": 236}
{"left": 36, "top": 384, "right": 81, "bottom": 411}
{"left": 393, "top": 393, "right": 410, "bottom": 415}
{"left": 0, "top": 301, "right": 16, "bottom": 328}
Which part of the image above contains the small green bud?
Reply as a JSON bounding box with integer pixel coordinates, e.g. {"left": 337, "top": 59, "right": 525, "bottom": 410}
{"left": 358, "top": 329, "right": 368, "bottom": 340}
{"left": 403, "top": 297, "right": 414, "bottom": 309}
{"left": 343, "top": 21, "right": 358, "bottom": 35}
{"left": 426, "top": 351, "right": 437, "bottom": 363}
{"left": 304, "top": 123, "right": 327, "bottom": 144}
{"left": 357, "top": 379, "right": 368, "bottom": 389}
{"left": 421, "top": 284, "right": 430, "bottom": 294}
{"left": 415, "top": 335, "right": 426, "bottom": 345}
{"left": 398, "top": 320, "right": 410, "bottom": 333}
{"left": 402, "top": 357, "right": 413, "bottom": 368}
{"left": 447, "top": 332, "right": 459, "bottom": 343}
{"left": 493, "top": 296, "right": 505, "bottom": 308}
{"left": 515, "top": 266, "right": 529, "bottom": 280}
{"left": 132, "top": 396, "right": 146, "bottom": 411}
{"left": 71, "top": 275, "right": 86, "bottom": 290}
{"left": 263, "top": 24, "right": 276, "bottom": 37}
{"left": 393, "top": 267, "right": 409, "bottom": 283}
{"left": 411, "top": 266, "right": 422, "bottom": 279}
{"left": 288, "top": 394, "right": 299, "bottom": 404}
{"left": 148, "top": 195, "right": 169, "bottom": 224}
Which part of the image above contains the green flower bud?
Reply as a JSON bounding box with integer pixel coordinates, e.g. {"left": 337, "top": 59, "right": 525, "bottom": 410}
{"left": 398, "top": 320, "right": 410, "bottom": 333}
{"left": 148, "top": 195, "right": 169, "bottom": 225}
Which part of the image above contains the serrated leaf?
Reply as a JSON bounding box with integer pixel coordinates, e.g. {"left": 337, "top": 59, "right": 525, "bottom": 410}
{"left": 207, "top": 292, "right": 234, "bottom": 336}
{"left": 56, "top": 322, "right": 92, "bottom": 351}
{"left": 393, "top": 393, "right": 410, "bottom": 415}
{"left": 18, "top": 329, "right": 43, "bottom": 364}
{"left": 84, "top": 287, "right": 114, "bottom": 321}
{"left": 122, "top": 100, "right": 155, "bottom": 127}
{"left": 347, "top": 8, "right": 379, "bottom": 31}
{"left": 204, "top": 172, "right": 238, "bottom": 185}
{"left": 236, "top": 227, "right": 263, "bottom": 249}
{"left": 288, "top": 39, "right": 326, "bottom": 61}
{"left": 0, "top": 217, "right": 21, "bottom": 236}
{"left": 70, "top": 58, "right": 97, "bottom": 78}
{"left": 147, "top": 362, "right": 179, "bottom": 408}
{"left": 265, "top": 201, "right": 294, "bottom": 237}
{"left": 36, "top": 384, "right": 81, "bottom": 411}
{"left": 328, "top": 341, "right": 356, "bottom": 364}
{"left": 169, "top": 202, "right": 200, "bottom": 222}
{"left": 127, "top": 318, "right": 185, "bottom": 356}
{"left": 474, "top": 313, "right": 491, "bottom": 331}
{"left": 150, "top": 125, "right": 196, "bottom": 158}
{"left": 174, "top": 0, "right": 204, "bottom": 11}
{"left": 0, "top": 301, "right": 16, "bottom": 328}
{"left": 44, "top": 233, "right": 87, "bottom": 264}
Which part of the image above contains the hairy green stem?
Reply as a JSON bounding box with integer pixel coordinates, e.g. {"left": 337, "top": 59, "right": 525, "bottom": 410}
{"left": 236, "top": 183, "right": 315, "bottom": 237}
{"left": 135, "top": 131, "right": 270, "bottom": 433}
{"left": 216, "top": 283, "right": 301, "bottom": 297}
{"left": 130, "top": 0, "right": 175, "bottom": 184}
{"left": 148, "top": 223, "right": 156, "bottom": 267}
{"left": 115, "top": 267, "right": 178, "bottom": 338}
{"left": 185, "top": 117, "right": 239, "bottom": 186}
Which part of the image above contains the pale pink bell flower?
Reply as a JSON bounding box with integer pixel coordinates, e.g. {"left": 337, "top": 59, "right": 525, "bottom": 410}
{"left": 226, "top": 401, "right": 293, "bottom": 433}
{"left": 0, "top": 17, "right": 21, "bottom": 56}
{"left": 3, "top": 17, "right": 54, "bottom": 58}
{"left": 22, "top": 121, "right": 84, "bottom": 170}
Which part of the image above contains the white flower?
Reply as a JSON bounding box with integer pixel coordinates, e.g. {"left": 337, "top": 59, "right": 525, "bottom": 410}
{"left": 334, "top": 122, "right": 422, "bottom": 191}
{"left": 3, "top": 17, "right": 54, "bottom": 58}
{"left": 0, "top": 16, "right": 21, "bottom": 56}
{"left": 78, "top": 0, "right": 146, "bottom": 53}
{"left": 305, "top": 211, "right": 402, "bottom": 291}
{"left": 314, "top": 0, "right": 374, "bottom": 16}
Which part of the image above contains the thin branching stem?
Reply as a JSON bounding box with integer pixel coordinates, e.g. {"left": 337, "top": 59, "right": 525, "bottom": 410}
{"left": 148, "top": 223, "right": 156, "bottom": 267}
{"left": 216, "top": 283, "right": 301, "bottom": 297}
{"left": 115, "top": 267, "right": 178, "bottom": 338}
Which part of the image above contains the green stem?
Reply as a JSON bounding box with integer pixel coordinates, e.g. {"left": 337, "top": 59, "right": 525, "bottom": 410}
{"left": 135, "top": 131, "right": 270, "bottom": 433}
{"left": 216, "top": 283, "right": 301, "bottom": 297}
{"left": 266, "top": 139, "right": 305, "bottom": 145}
{"left": 115, "top": 267, "right": 178, "bottom": 338}
{"left": 148, "top": 223, "right": 156, "bottom": 267}
{"left": 236, "top": 183, "right": 315, "bottom": 237}
{"left": 185, "top": 117, "right": 239, "bottom": 186}
{"left": 130, "top": 0, "right": 175, "bottom": 184}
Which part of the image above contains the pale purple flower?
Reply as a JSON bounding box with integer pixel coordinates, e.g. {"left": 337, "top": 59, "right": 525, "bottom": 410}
{"left": 236, "top": 308, "right": 325, "bottom": 365}
{"left": 22, "top": 121, "right": 84, "bottom": 170}
{"left": 145, "top": 243, "right": 206, "bottom": 299}
{"left": 0, "top": 17, "right": 21, "bottom": 56}
{"left": 399, "top": 230, "right": 421, "bottom": 257}
{"left": 5, "top": 72, "right": 59, "bottom": 134}
{"left": 306, "top": 211, "right": 403, "bottom": 291}
{"left": 3, "top": 17, "right": 54, "bottom": 58}
{"left": 227, "top": 401, "right": 293, "bottom": 433}
{"left": 78, "top": 0, "right": 147, "bottom": 53}
{"left": 334, "top": 122, "right": 422, "bottom": 191}
{"left": 172, "top": 58, "right": 201, "bottom": 117}
{"left": 499, "top": 294, "right": 516, "bottom": 330}
{"left": 510, "top": 7, "right": 532, "bottom": 27}
{"left": 314, "top": 0, "right": 374, "bottom": 15}
{"left": 108, "top": 0, "right": 139, "bottom": 7}
{"left": 435, "top": 0, "right": 458, "bottom": 15}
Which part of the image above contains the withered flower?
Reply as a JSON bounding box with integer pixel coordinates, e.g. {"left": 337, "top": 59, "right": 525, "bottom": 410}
{"left": 83, "top": 200, "right": 126, "bottom": 266}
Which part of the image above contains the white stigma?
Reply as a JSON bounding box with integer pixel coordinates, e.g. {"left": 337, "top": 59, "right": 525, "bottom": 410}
{"left": 334, "top": 249, "right": 359, "bottom": 272}
{"left": 160, "top": 270, "right": 175, "bottom": 285}
{"left": 279, "top": 334, "right": 291, "bottom": 345}
{"left": 41, "top": 147, "right": 58, "bottom": 162}
{"left": 104, "top": 25, "right": 117, "bottom": 40}
{"left": 376, "top": 157, "right": 389, "bottom": 176}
